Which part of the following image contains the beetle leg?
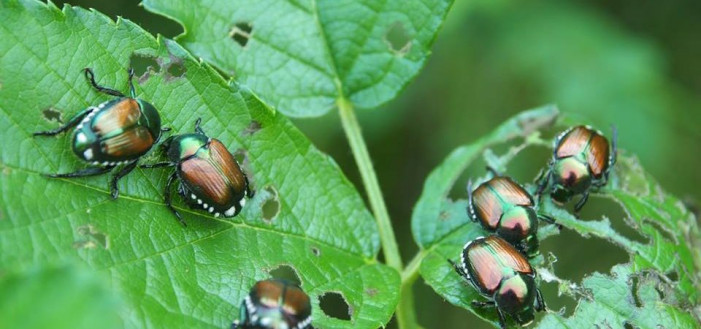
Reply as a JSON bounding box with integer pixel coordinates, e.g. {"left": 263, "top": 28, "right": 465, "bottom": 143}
{"left": 535, "top": 167, "right": 551, "bottom": 199}
{"left": 153, "top": 127, "right": 173, "bottom": 145}
{"left": 165, "top": 172, "right": 187, "bottom": 227}
{"left": 33, "top": 107, "right": 96, "bottom": 136}
{"left": 471, "top": 300, "right": 495, "bottom": 308}
{"left": 486, "top": 166, "right": 502, "bottom": 177}
{"left": 110, "top": 161, "right": 138, "bottom": 199}
{"left": 45, "top": 165, "right": 114, "bottom": 179}
{"left": 447, "top": 259, "right": 468, "bottom": 279}
{"left": 574, "top": 192, "right": 590, "bottom": 213}
{"left": 127, "top": 68, "right": 136, "bottom": 98}
{"left": 495, "top": 307, "right": 507, "bottom": 329}
{"left": 194, "top": 118, "right": 206, "bottom": 135}
{"left": 537, "top": 214, "right": 563, "bottom": 230}
{"left": 83, "top": 68, "right": 125, "bottom": 97}
{"left": 534, "top": 287, "right": 546, "bottom": 312}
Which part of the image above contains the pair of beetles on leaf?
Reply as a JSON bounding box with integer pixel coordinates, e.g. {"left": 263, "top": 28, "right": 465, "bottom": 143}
{"left": 34, "top": 69, "right": 312, "bottom": 329}
{"left": 450, "top": 125, "right": 617, "bottom": 328}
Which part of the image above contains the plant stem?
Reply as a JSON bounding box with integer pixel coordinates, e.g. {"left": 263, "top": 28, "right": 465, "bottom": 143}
{"left": 396, "top": 252, "right": 425, "bottom": 329}
{"left": 401, "top": 251, "right": 424, "bottom": 285}
{"left": 338, "top": 98, "right": 416, "bottom": 328}
{"left": 337, "top": 97, "right": 402, "bottom": 270}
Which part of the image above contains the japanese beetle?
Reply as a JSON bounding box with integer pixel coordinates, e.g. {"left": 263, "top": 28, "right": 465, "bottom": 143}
{"left": 450, "top": 236, "right": 546, "bottom": 328}
{"left": 536, "top": 125, "right": 617, "bottom": 213}
{"left": 468, "top": 172, "right": 556, "bottom": 258}
{"left": 231, "top": 279, "right": 312, "bottom": 329}
{"left": 33, "top": 68, "right": 167, "bottom": 199}
{"left": 142, "top": 118, "right": 253, "bottom": 225}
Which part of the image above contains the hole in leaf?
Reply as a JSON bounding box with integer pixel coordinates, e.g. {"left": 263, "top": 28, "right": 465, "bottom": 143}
{"left": 42, "top": 107, "right": 63, "bottom": 123}
{"left": 539, "top": 227, "right": 628, "bottom": 283}
{"left": 311, "top": 247, "right": 321, "bottom": 257}
{"left": 129, "top": 53, "right": 160, "bottom": 83}
{"left": 72, "top": 225, "right": 109, "bottom": 250}
{"left": 157, "top": 54, "right": 186, "bottom": 81}
{"left": 623, "top": 322, "right": 636, "bottom": 329}
{"left": 167, "top": 62, "right": 186, "bottom": 78}
{"left": 666, "top": 270, "right": 679, "bottom": 282}
{"left": 261, "top": 186, "right": 280, "bottom": 222}
{"left": 641, "top": 217, "right": 677, "bottom": 244}
{"left": 578, "top": 196, "right": 649, "bottom": 245}
{"left": 268, "top": 264, "right": 301, "bottom": 286}
{"left": 384, "top": 21, "right": 411, "bottom": 55}
{"left": 230, "top": 22, "right": 253, "bottom": 47}
{"left": 242, "top": 120, "right": 262, "bottom": 136}
{"left": 319, "top": 292, "right": 352, "bottom": 320}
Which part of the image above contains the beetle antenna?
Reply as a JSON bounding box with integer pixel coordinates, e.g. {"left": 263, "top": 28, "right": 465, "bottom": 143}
{"left": 127, "top": 68, "right": 136, "bottom": 98}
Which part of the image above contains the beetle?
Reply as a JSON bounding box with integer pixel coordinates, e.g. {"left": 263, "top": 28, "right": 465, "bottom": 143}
{"left": 468, "top": 170, "right": 557, "bottom": 258}
{"left": 231, "top": 279, "right": 312, "bottom": 329}
{"left": 449, "top": 235, "right": 546, "bottom": 328}
{"left": 141, "top": 118, "right": 253, "bottom": 225}
{"left": 33, "top": 68, "right": 167, "bottom": 199}
{"left": 536, "top": 125, "right": 617, "bottom": 213}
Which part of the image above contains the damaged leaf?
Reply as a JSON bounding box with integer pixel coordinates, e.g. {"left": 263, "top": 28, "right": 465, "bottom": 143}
{"left": 412, "top": 107, "right": 700, "bottom": 327}
{"left": 0, "top": 2, "right": 398, "bottom": 329}
{"left": 142, "top": 0, "right": 455, "bottom": 117}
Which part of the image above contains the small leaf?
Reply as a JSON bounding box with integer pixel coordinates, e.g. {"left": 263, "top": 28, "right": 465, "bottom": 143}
{"left": 142, "top": 0, "right": 455, "bottom": 117}
{"left": 412, "top": 108, "right": 701, "bottom": 327}
{"left": 0, "top": 1, "right": 398, "bottom": 328}
{"left": 0, "top": 264, "right": 123, "bottom": 329}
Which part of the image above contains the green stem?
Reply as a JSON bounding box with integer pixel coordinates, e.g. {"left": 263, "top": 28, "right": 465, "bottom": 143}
{"left": 338, "top": 98, "right": 417, "bottom": 328}
{"left": 396, "top": 252, "right": 426, "bottom": 329}
{"left": 401, "top": 251, "right": 424, "bottom": 285}
{"left": 337, "top": 97, "right": 402, "bottom": 270}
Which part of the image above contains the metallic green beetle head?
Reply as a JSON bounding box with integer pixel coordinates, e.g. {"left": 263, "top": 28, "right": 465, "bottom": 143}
{"left": 497, "top": 206, "right": 539, "bottom": 257}
{"left": 551, "top": 156, "right": 591, "bottom": 203}
{"left": 494, "top": 273, "right": 537, "bottom": 327}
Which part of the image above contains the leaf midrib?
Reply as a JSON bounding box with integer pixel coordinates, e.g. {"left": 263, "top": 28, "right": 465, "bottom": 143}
{"left": 0, "top": 163, "right": 376, "bottom": 265}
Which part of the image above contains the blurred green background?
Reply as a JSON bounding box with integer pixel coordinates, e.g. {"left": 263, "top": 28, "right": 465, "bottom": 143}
{"left": 50, "top": 0, "right": 701, "bottom": 328}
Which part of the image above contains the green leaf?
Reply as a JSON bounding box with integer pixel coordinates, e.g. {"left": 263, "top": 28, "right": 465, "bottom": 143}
{"left": 411, "top": 108, "right": 701, "bottom": 327}
{"left": 0, "top": 1, "right": 398, "bottom": 328}
{"left": 141, "top": 0, "right": 455, "bottom": 117}
{"left": 0, "top": 264, "right": 123, "bottom": 329}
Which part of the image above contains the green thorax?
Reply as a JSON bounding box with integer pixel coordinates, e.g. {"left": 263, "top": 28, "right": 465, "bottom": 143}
{"left": 168, "top": 134, "right": 208, "bottom": 161}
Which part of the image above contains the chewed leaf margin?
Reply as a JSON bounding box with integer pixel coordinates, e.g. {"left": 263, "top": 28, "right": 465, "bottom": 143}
{"left": 411, "top": 109, "right": 701, "bottom": 328}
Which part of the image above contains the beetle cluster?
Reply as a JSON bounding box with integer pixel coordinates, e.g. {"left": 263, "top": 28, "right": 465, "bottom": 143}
{"left": 36, "top": 68, "right": 313, "bottom": 329}
{"left": 451, "top": 125, "right": 617, "bottom": 328}
{"left": 34, "top": 68, "right": 253, "bottom": 226}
